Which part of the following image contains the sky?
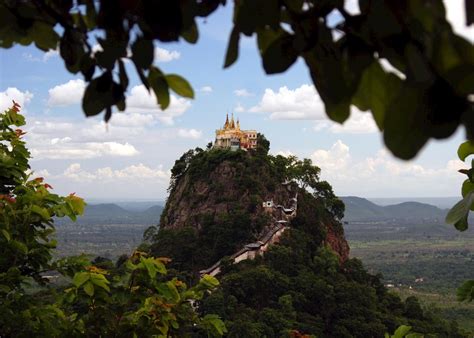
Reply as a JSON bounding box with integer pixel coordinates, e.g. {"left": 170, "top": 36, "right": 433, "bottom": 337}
{"left": 1, "top": 0, "right": 473, "bottom": 201}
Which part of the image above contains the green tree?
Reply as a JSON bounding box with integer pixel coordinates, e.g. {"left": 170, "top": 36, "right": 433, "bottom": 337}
{"left": 0, "top": 104, "right": 226, "bottom": 337}
{"left": 1, "top": 0, "right": 472, "bottom": 160}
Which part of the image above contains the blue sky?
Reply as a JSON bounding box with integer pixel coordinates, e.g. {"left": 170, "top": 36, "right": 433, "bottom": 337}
{"left": 1, "top": 1, "right": 473, "bottom": 200}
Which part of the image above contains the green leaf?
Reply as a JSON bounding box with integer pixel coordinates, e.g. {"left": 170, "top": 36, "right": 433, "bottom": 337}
{"left": 462, "top": 179, "right": 474, "bottom": 197}
{"left": 60, "top": 29, "right": 85, "bottom": 74}
{"left": 72, "top": 272, "right": 90, "bottom": 287}
{"left": 383, "top": 86, "right": 429, "bottom": 160}
{"left": 141, "top": 257, "right": 158, "bottom": 279}
{"left": 131, "top": 37, "right": 154, "bottom": 69}
{"left": 458, "top": 141, "right": 474, "bottom": 161}
{"left": 149, "top": 67, "right": 170, "bottom": 110}
{"left": 466, "top": 0, "right": 474, "bottom": 25}
{"left": 454, "top": 214, "right": 469, "bottom": 231}
{"left": 262, "top": 33, "right": 298, "bottom": 74}
{"left": 82, "top": 72, "right": 124, "bottom": 117}
{"left": 405, "top": 334, "right": 424, "bottom": 338}
{"left": 326, "top": 102, "right": 350, "bottom": 124}
{"left": 457, "top": 279, "right": 474, "bottom": 302}
{"left": 461, "top": 179, "right": 474, "bottom": 211}
{"left": 156, "top": 281, "right": 180, "bottom": 302}
{"left": 200, "top": 274, "right": 220, "bottom": 289}
{"left": 82, "top": 74, "right": 110, "bottom": 117}
{"left": 1, "top": 229, "right": 10, "bottom": 242}
{"left": 352, "top": 61, "right": 402, "bottom": 130}
{"left": 165, "top": 74, "right": 194, "bottom": 98}
{"left": 66, "top": 194, "right": 86, "bottom": 216}
{"left": 31, "top": 205, "right": 50, "bottom": 220}
{"left": 30, "top": 21, "right": 60, "bottom": 52}
{"left": 90, "top": 273, "right": 110, "bottom": 292}
{"left": 224, "top": 27, "right": 240, "bottom": 68}
{"left": 11, "top": 240, "right": 28, "bottom": 254}
{"left": 118, "top": 59, "right": 129, "bottom": 89}
{"left": 201, "top": 314, "right": 228, "bottom": 335}
{"left": 83, "top": 281, "right": 94, "bottom": 296}
{"left": 393, "top": 325, "right": 412, "bottom": 338}
{"left": 181, "top": 21, "right": 199, "bottom": 44}
{"left": 445, "top": 191, "right": 474, "bottom": 228}
{"left": 257, "top": 28, "right": 282, "bottom": 54}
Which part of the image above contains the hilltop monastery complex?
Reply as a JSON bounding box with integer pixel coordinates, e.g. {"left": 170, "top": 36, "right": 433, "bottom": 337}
{"left": 214, "top": 114, "right": 258, "bottom": 150}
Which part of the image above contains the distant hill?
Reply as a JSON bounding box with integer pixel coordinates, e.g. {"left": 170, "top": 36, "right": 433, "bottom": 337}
{"left": 55, "top": 203, "right": 164, "bottom": 225}
{"left": 368, "top": 197, "right": 459, "bottom": 209}
{"left": 342, "top": 196, "right": 446, "bottom": 223}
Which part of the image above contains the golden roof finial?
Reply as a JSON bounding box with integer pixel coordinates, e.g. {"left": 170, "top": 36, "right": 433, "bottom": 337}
{"left": 236, "top": 117, "right": 240, "bottom": 130}
{"left": 230, "top": 113, "right": 235, "bottom": 129}
{"left": 224, "top": 113, "right": 229, "bottom": 129}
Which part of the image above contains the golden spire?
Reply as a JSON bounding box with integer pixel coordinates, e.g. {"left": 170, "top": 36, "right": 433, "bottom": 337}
{"left": 230, "top": 113, "right": 235, "bottom": 129}
{"left": 236, "top": 118, "right": 240, "bottom": 130}
{"left": 224, "top": 113, "right": 229, "bottom": 129}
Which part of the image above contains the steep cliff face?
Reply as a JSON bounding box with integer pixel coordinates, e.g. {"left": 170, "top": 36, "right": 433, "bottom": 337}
{"left": 161, "top": 160, "right": 293, "bottom": 232}
{"left": 158, "top": 148, "right": 349, "bottom": 263}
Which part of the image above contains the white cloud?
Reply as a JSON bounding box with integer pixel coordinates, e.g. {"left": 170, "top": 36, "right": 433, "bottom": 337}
{"left": 200, "top": 86, "right": 213, "bottom": 93}
{"left": 274, "top": 150, "right": 294, "bottom": 157}
{"left": 43, "top": 49, "right": 59, "bottom": 61}
{"left": 22, "top": 53, "right": 41, "bottom": 62}
{"left": 234, "top": 89, "right": 254, "bottom": 97}
{"left": 31, "top": 141, "right": 139, "bottom": 159}
{"left": 110, "top": 113, "right": 155, "bottom": 128}
{"left": 250, "top": 84, "right": 325, "bottom": 120}
{"left": 63, "top": 163, "right": 170, "bottom": 182}
{"left": 51, "top": 137, "right": 72, "bottom": 145}
{"left": 154, "top": 47, "right": 180, "bottom": 62}
{"left": 177, "top": 128, "right": 202, "bottom": 139}
{"left": 126, "top": 85, "right": 191, "bottom": 125}
{"left": 22, "top": 49, "right": 58, "bottom": 62}
{"left": 33, "top": 169, "right": 51, "bottom": 178}
{"left": 344, "top": 0, "right": 360, "bottom": 15}
{"left": 252, "top": 84, "right": 378, "bottom": 134}
{"left": 29, "top": 120, "right": 75, "bottom": 134}
{"left": 47, "top": 79, "right": 85, "bottom": 107}
{"left": 234, "top": 103, "right": 245, "bottom": 113}
{"left": 0, "top": 88, "right": 33, "bottom": 112}
{"left": 311, "top": 140, "right": 351, "bottom": 179}
{"left": 310, "top": 140, "right": 465, "bottom": 196}
{"left": 63, "top": 163, "right": 96, "bottom": 181}
{"left": 314, "top": 109, "right": 378, "bottom": 134}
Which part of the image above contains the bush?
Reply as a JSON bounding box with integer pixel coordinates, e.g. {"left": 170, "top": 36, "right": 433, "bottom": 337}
{"left": 0, "top": 104, "right": 226, "bottom": 337}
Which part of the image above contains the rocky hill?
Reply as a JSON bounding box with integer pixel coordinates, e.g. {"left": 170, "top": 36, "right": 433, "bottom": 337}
{"left": 144, "top": 139, "right": 462, "bottom": 337}
{"left": 156, "top": 143, "right": 349, "bottom": 268}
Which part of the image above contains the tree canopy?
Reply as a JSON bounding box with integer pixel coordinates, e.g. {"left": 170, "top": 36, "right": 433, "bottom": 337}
{"left": 1, "top": 0, "right": 473, "bottom": 159}
{"left": 0, "top": 104, "right": 226, "bottom": 337}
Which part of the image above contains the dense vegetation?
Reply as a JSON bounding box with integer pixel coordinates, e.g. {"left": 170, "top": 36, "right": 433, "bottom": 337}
{"left": 146, "top": 136, "right": 343, "bottom": 275}
{"left": 0, "top": 105, "right": 225, "bottom": 337}
{"left": 146, "top": 141, "right": 466, "bottom": 336}
{"left": 198, "top": 198, "right": 464, "bottom": 337}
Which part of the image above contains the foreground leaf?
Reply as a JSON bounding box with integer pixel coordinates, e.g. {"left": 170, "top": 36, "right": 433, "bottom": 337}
{"left": 457, "top": 279, "right": 474, "bottom": 302}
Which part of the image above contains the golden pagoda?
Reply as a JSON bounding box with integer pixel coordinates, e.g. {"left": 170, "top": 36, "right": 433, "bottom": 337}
{"left": 214, "top": 114, "right": 258, "bottom": 150}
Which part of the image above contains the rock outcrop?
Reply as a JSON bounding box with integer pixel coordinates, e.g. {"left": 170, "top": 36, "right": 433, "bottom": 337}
{"left": 158, "top": 148, "right": 349, "bottom": 262}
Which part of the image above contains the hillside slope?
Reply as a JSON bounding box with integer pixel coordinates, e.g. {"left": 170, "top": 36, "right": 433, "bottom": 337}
{"left": 145, "top": 141, "right": 463, "bottom": 337}
{"left": 56, "top": 203, "right": 164, "bottom": 225}
{"left": 342, "top": 196, "right": 446, "bottom": 222}
{"left": 153, "top": 145, "right": 349, "bottom": 272}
